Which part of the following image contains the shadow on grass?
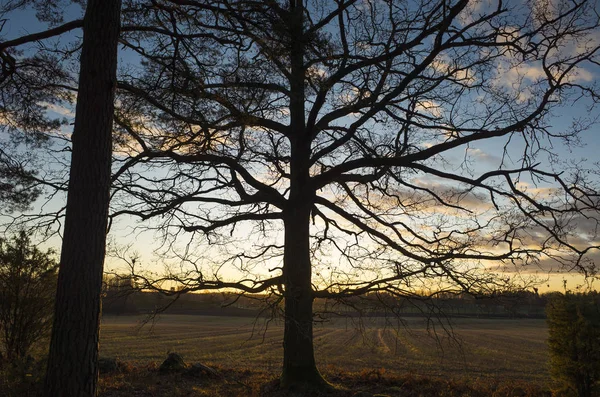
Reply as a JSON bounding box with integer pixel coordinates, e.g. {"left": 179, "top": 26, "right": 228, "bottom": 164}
{"left": 97, "top": 361, "right": 553, "bottom": 397}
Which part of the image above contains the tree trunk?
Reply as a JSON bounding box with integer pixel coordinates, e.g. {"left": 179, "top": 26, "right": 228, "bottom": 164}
{"left": 280, "top": 204, "right": 327, "bottom": 387}
{"left": 44, "top": 0, "right": 120, "bottom": 396}
{"left": 280, "top": 1, "right": 327, "bottom": 388}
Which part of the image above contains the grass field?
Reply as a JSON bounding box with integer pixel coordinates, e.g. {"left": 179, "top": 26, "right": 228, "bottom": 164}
{"left": 99, "top": 314, "right": 550, "bottom": 385}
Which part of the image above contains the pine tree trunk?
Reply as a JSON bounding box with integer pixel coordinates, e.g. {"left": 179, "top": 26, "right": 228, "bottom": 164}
{"left": 44, "top": 0, "right": 120, "bottom": 396}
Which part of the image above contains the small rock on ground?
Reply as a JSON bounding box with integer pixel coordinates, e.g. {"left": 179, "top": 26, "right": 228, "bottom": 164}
{"left": 159, "top": 353, "right": 186, "bottom": 372}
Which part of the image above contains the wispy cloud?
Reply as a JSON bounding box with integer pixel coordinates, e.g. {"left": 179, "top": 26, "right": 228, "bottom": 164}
{"left": 42, "top": 102, "right": 75, "bottom": 118}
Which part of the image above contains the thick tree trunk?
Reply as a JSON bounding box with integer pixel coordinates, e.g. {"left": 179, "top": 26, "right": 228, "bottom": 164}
{"left": 280, "top": 1, "right": 327, "bottom": 388}
{"left": 280, "top": 204, "right": 326, "bottom": 387}
{"left": 44, "top": 1, "right": 120, "bottom": 396}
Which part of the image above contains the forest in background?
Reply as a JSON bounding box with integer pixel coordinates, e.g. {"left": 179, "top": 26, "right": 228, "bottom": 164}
{"left": 103, "top": 275, "right": 553, "bottom": 318}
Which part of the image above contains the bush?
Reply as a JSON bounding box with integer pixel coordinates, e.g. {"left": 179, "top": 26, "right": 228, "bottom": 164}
{"left": 546, "top": 292, "right": 600, "bottom": 397}
{"left": 0, "top": 355, "right": 46, "bottom": 397}
{"left": 0, "top": 230, "right": 57, "bottom": 361}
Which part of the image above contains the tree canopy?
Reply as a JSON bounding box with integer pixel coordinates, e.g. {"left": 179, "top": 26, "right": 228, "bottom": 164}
{"left": 109, "top": 0, "right": 600, "bottom": 385}
{"left": 110, "top": 0, "right": 600, "bottom": 293}
{"left": 2, "top": 0, "right": 600, "bottom": 389}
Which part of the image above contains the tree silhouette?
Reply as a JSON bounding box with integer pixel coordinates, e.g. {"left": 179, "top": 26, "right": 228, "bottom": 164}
{"left": 1, "top": 0, "right": 121, "bottom": 395}
{"left": 0, "top": 230, "right": 57, "bottom": 361}
{"left": 43, "top": 0, "right": 121, "bottom": 395}
{"left": 2, "top": 0, "right": 600, "bottom": 390}
{"left": 109, "top": 0, "right": 600, "bottom": 387}
{"left": 0, "top": 1, "right": 79, "bottom": 213}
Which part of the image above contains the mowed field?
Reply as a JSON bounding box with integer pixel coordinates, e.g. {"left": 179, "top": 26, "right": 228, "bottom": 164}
{"left": 99, "top": 315, "right": 549, "bottom": 385}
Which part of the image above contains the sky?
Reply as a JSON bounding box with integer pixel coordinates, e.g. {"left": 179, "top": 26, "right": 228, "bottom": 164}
{"left": 2, "top": 0, "right": 600, "bottom": 293}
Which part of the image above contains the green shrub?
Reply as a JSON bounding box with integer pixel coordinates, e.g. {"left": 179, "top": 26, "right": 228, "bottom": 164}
{"left": 546, "top": 292, "right": 600, "bottom": 397}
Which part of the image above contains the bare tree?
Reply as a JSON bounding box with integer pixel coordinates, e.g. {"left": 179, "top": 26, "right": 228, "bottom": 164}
{"left": 109, "top": 0, "right": 600, "bottom": 387}
{"left": 2, "top": 0, "right": 600, "bottom": 390}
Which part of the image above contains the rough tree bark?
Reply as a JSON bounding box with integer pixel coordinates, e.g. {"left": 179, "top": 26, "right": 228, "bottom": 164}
{"left": 44, "top": 0, "right": 121, "bottom": 395}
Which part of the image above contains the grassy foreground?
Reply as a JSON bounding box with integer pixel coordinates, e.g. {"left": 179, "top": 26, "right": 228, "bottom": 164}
{"left": 98, "top": 363, "right": 551, "bottom": 397}
{"left": 2, "top": 314, "right": 552, "bottom": 396}
{"left": 96, "top": 314, "right": 553, "bottom": 396}
{"left": 100, "top": 315, "right": 550, "bottom": 384}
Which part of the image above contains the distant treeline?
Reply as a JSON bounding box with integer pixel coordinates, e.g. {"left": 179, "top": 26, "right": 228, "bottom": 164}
{"left": 102, "top": 275, "right": 555, "bottom": 319}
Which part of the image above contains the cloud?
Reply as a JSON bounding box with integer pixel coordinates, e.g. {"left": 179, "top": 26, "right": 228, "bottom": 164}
{"left": 415, "top": 100, "right": 443, "bottom": 118}
{"left": 493, "top": 49, "right": 594, "bottom": 103}
{"left": 457, "top": 0, "right": 495, "bottom": 26}
{"left": 532, "top": 0, "right": 561, "bottom": 25}
{"left": 467, "top": 148, "right": 501, "bottom": 165}
{"left": 428, "top": 55, "right": 477, "bottom": 85}
{"left": 513, "top": 181, "right": 561, "bottom": 198}
{"left": 41, "top": 102, "right": 75, "bottom": 118}
{"left": 406, "top": 178, "right": 494, "bottom": 213}
{"left": 498, "top": 249, "right": 600, "bottom": 276}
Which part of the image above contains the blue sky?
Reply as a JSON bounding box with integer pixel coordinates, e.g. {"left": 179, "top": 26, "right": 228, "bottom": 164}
{"left": 2, "top": 0, "right": 600, "bottom": 293}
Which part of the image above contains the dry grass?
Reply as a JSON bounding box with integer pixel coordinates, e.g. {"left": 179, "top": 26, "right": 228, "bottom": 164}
{"left": 0, "top": 315, "right": 553, "bottom": 397}
{"left": 100, "top": 315, "right": 550, "bottom": 386}
{"left": 98, "top": 363, "right": 552, "bottom": 397}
